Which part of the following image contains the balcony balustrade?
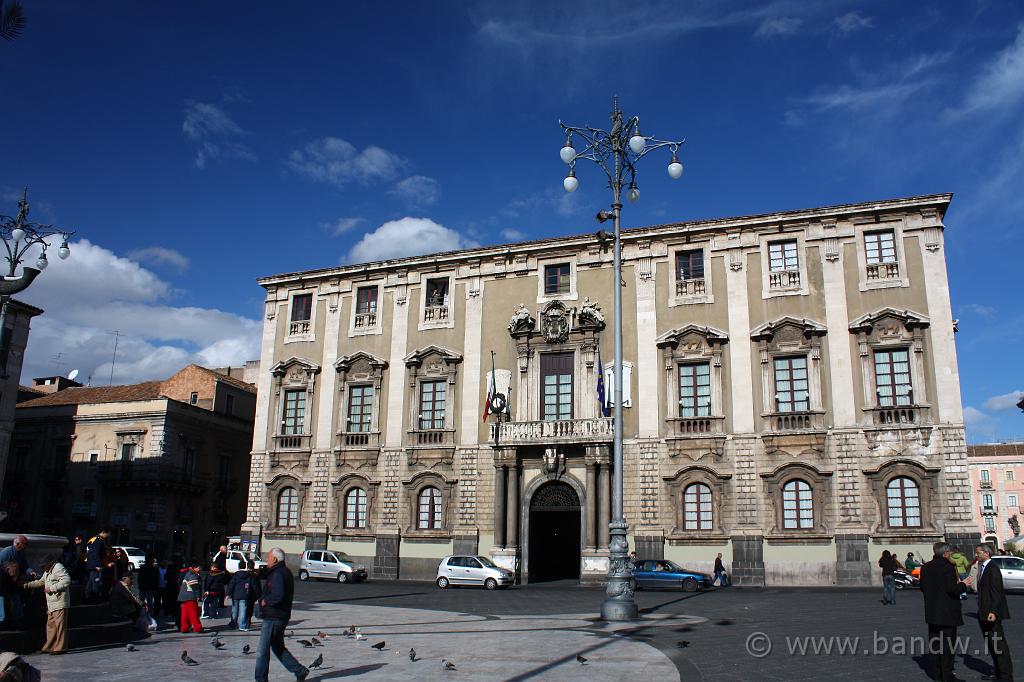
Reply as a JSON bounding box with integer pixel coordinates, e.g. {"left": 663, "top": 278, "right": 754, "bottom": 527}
{"left": 491, "top": 417, "right": 613, "bottom": 446}
{"left": 675, "top": 278, "right": 706, "bottom": 296}
{"left": 288, "top": 319, "right": 311, "bottom": 336}
{"left": 866, "top": 262, "right": 900, "bottom": 280}
{"left": 768, "top": 269, "right": 801, "bottom": 290}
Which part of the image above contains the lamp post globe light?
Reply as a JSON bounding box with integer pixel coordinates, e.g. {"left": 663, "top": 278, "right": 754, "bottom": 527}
{"left": 559, "top": 98, "right": 685, "bottom": 621}
{"left": 0, "top": 189, "right": 74, "bottom": 376}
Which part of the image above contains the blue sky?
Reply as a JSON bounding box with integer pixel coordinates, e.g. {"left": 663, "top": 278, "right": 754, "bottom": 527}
{"left": 2, "top": 1, "right": 1022, "bottom": 441}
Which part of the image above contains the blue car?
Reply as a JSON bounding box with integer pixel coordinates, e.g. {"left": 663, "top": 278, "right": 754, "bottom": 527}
{"left": 633, "top": 559, "right": 713, "bottom": 592}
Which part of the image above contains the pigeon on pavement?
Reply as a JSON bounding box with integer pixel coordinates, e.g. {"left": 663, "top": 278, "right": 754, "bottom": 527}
{"left": 126, "top": 644, "right": 136, "bottom": 652}
{"left": 287, "top": 629, "right": 295, "bottom": 638}
{"left": 242, "top": 644, "right": 252, "bottom": 655}
{"left": 676, "top": 640, "right": 691, "bottom": 648}
{"left": 310, "top": 653, "right": 323, "bottom": 669}
{"left": 311, "top": 637, "right": 323, "bottom": 647}
{"left": 298, "top": 639, "right": 314, "bottom": 648}
{"left": 409, "top": 648, "right": 417, "bottom": 662}
{"left": 181, "top": 651, "right": 199, "bottom": 666}
{"left": 316, "top": 631, "right": 329, "bottom": 639}
{"left": 211, "top": 638, "right": 225, "bottom": 649}
{"left": 442, "top": 659, "right": 457, "bottom": 671}
{"left": 576, "top": 654, "right": 587, "bottom": 665}
{"left": 371, "top": 641, "right": 386, "bottom": 651}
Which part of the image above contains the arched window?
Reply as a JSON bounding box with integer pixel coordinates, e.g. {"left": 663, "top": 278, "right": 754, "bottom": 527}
{"left": 886, "top": 477, "right": 921, "bottom": 528}
{"left": 782, "top": 480, "right": 813, "bottom": 529}
{"left": 417, "top": 486, "right": 442, "bottom": 530}
{"left": 277, "top": 487, "right": 299, "bottom": 528}
{"left": 344, "top": 488, "right": 368, "bottom": 529}
{"left": 682, "top": 483, "right": 712, "bottom": 530}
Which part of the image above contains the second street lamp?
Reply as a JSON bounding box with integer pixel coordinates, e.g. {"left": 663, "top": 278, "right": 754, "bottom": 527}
{"left": 559, "top": 98, "right": 685, "bottom": 621}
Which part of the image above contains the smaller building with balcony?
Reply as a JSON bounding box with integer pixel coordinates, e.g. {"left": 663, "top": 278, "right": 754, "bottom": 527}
{"left": 3, "top": 364, "right": 257, "bottom": 560}
{"left": 967, "top": 442, "right": 1024, "bottom": 548}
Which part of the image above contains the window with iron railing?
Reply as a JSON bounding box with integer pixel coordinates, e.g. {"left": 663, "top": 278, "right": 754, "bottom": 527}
{"left": 289, "top": 293, "right": 313, "bottom": 336}
{"left": 768, "top": 240, "right": 800, "bottom": 289}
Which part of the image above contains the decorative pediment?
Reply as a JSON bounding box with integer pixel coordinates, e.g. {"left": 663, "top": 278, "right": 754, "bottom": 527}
{"left": 750, "top": 317, "right": 827, "bottom": 343}
{"left": 663, "top": 465, "right": 732, "bottom": 483}
{"left": 861, "top": 457, "right": 940, "bottom": 478}
{"left": 404, "top": 345, "right": 463, "bottom": 368}
{"left": 270, "top": 356, "right": 321, "bottom": 379}
{"left": 656, "top": 324, "right": 729, "bottom": 349}
{"left": 335, "top": 351, "right": 388, "bottom": 374}
{"left": 759, "top": 461, "right": 833, "bottom": 482}
{"left": 849, "top": 308, "right": 930, "bottom": 336}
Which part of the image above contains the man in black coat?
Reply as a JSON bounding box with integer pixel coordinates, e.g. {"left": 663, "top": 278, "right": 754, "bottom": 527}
{"left": 921, "top": 541, "right": 968, "bottom": 682}
{"left": 970, "top": 543, "right": 1013, "bottom": 681}
{"left": 254, "top": 548, "right": 308, "bottom": 682}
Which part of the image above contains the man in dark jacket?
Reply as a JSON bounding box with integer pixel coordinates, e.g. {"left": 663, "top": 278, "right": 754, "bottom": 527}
{"left": 85, "top": 529, "right": 113, "bottom": 603}
{"left": 921, "top": 541, "right": 969, "bottom": 682}
{"left": 255, "top": 548, "right": 308, "bottom": 682}
{"left": 970, "top": 543, "right": 1013, "bottom": 681}
{"left": 226, "top": 561, "right": 252, "bottom": 630}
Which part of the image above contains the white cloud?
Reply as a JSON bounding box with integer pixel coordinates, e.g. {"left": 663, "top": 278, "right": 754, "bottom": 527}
{"left": 964, "top": 406, "right": 1001, "bottom": 442}
{"left": 17, "top": 239, "right": 260, "bottom": 386}
{"left": 181, "top": 101, "right": 255, "bottom": 169}
{"left": 958, "top": 303, "right": 997, "bottom": 317}
{"left": 127, "top": 246, "right": 190, "bottom": 270}
{"left": 321, "top": 217, "right": 364, "bottom": 236}
{"left": 755, "top": 16, "right": 802, "bottom": 38}
{"left": 347, "top": 217, "right": 479, "bottom": 264}
{"left": 390, "top": 175, "right": 441, "bottom": 206}
{"left": 287, "top": 137, "right": 404, "bottom": 188}
{"left": 833, "top": 11, "right": 872, "bottom": 34}
{"left": 984, "top": 391, "right": 1024, "bottom": 412}
{"left": 955, "top": 25, "right": 1024, "bottom": 117}
{"left": 500, "top": 228, "right": 526, "bottom": 241}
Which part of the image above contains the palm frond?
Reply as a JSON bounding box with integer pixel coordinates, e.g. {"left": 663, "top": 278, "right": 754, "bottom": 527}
{"left": 0, "top": 1, "right": 27, "bottom": 42}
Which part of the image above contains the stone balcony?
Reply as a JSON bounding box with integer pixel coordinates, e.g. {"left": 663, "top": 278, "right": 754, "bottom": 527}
{"left": 491, "top": 417, "right": 614, "bottom": 446}
{"left": 288, "top": 319, "right": 311, "bottom": 336}
{"left": 768, "top": 269, "right": 800, "bottom": 290}
{"left": 866, "top": 262, "right": 900, "bottom": 281}
{"left": 666, "top": 415, "right": 725, "bottom": 437}
{"left": 868, "top": 405, "right": 928, "bottom": 427}
{"left": 764, "top": 411, "right": 825, "bottom": 432}
{"left": 675, "top": 278, "right": 706, "bottom": 296}
{"left": 354, "top": 312, "right": 377, "bottom": 329}
{"left": 273, "top": 433, "right": 311, "bottom": 451}
{"left": 423, "top": 305, "right": 449, "bottom": 322}
{"left": 335, "top": 431, "right": 382, "bottom": 468}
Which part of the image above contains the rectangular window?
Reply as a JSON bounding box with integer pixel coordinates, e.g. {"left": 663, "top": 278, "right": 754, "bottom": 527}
{"left": 864, "top": 230, "right": 897, "bottom": 264}
{"left": 676, "top": 249, "right": 705, "bottom": 280}
{"left": 544, "top": 263, "right": 571, "bottom": 295}
{"left": 190, "top": 392, "right": 198, "bottom": 405}
{"left": 541, "top": 352, "right": 573, "bottom": 421}
{"left": 981, "top": 469, "right": 991, "bottom": 483}
{"left": 290, "top": 293, "right": 313, "bottom": 322}
{"left": 418, "top": 380, "right": 447, "bottom": 430}
{"left": 120, "top": 443, "right": 137, "bottom": 462}
{"left": 874, "top": 349, "right": 913, "bottom": 407}
{"left": 678, "top": 363, "right": 711, "bottom": 417}
{"left": 768, "top": 240, "right": 799, "bottom": 272}
{"left": 89, "top": 452, "right": 98, "bottom": 466}
{"left": 1009, "top": 494, "right": 1018, "bottom": 507}
{"left": 773, "top": 356, "right": 809, "bottom": 412}
{"left": 355, "top": 286, "right": 378, "bottom": 315}
{"left": 1008, "top": 470, "right": 1015, "bottom": 482}
{"left": 425, "top": 278, "right": 449, "bottom": 307}
{"left": 282, "top": 389, "right": 306, "bottom": 435}
{"left": 346, "top": 385, "right": 373, "bottom": 432}
{"left": 983, "top": 493, "right": 994, "bottom": 509}
{"left": 985, "top": 516, "right": 996, "bottom": 533}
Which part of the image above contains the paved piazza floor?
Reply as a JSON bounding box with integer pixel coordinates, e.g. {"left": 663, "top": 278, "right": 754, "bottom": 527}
{"left": 26, "top": 580, "right": 1024, "bottom": 681}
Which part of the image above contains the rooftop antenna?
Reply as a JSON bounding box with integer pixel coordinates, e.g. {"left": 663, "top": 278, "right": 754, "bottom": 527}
{"left": 108, "top": 329, "right": 120, "bottom": 385}
{"left": 50, "top": 352, "right": 64, "bottom": 374}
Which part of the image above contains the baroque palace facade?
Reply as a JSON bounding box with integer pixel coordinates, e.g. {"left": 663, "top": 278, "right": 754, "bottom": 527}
{"left": 242, "top": 193, "right": 975, "bottom": 585}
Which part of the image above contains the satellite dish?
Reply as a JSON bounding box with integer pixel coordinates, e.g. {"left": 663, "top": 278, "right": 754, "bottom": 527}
{"left": 68, "top": 369, "right": 79, "bottom": 381}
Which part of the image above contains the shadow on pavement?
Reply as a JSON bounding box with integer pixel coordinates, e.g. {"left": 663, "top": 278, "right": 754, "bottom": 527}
{"left": 314, "top": 663, "right": 388, "bottom": 678}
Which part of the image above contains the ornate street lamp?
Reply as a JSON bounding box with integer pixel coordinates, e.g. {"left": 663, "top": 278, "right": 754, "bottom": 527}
{"left": 0, "top": 189, "right": 74, "bottom": 376}
{"left": 559, "top": 98, "right": 685, "bottom": 621}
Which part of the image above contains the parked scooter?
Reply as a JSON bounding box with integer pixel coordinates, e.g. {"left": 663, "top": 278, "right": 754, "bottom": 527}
{"left": 893, "top": 568, "right": 920, "bottom": 590}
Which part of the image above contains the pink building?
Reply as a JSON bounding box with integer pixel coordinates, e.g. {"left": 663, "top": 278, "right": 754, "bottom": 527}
{"left": 967, "top": 443, "right": 1024, "bottom": 549}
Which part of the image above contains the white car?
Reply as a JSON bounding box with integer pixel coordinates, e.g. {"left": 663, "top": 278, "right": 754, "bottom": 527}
{"left": 219, "top": 550, "right": 267, "bottom": 574}
{"left": 298, "top": 550, "right": 368, "bottom": 583}
{"left": 113, "top": 546, "right": 147, "bottom": 571}
{"left": 436, "top": 555, "right": 514, "bottom": 590}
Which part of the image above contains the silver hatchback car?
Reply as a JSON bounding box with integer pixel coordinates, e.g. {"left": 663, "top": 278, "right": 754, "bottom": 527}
{"left": 436, "top": 555, "right": 514, "bottom": 589}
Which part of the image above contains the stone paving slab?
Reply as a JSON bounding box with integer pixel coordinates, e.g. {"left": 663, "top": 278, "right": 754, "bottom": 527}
{"left": 27, "top": 603, "right": 691, "bottom": 681}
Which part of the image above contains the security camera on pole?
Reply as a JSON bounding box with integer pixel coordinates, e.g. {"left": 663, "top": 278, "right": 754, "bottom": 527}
{"left": 558, "top": 98, "right": 685, "bottom": 621}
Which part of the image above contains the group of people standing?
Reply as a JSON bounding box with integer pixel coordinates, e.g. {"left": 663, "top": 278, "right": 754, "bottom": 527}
{"left": 920, "top": 542, "right": 1013, "bottom": 682}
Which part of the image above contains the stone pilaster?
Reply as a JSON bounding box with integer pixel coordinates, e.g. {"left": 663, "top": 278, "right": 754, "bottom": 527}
{"left": 730, "top": 534, "right": 765, "bottom": 586}
{"left": 834, "top": 534, "right": 872, "bottom": 585}
{"left": 373, "top": 531, "right": 400, "bottom": 579}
